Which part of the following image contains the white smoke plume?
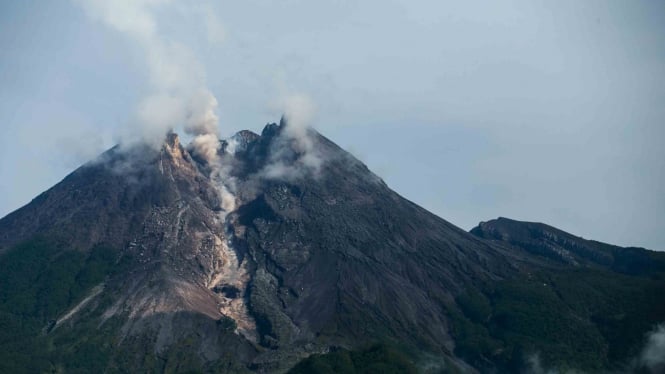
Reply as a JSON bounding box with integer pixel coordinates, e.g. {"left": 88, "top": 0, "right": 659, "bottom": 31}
{"left": 639, "top": 323, "right": 665, "bottom": 373}
{"left": 262, "top": 93, "right": 324, "bottom": 180}
{"left": 76, "top": 0, "right": 237, "bottom": 217}
{"left": 75, "top": 1, "right": 327, "bottom": 213}
{"left": 281, "top": 94, "right": 322, "bottom": 170}
{"left": 75, "top": 0, "right": 220, "bottom": 149}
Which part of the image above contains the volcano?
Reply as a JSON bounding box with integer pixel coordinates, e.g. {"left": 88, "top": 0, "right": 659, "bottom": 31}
{"left": 0, "top": 120, "right": 663, "bottom": 373}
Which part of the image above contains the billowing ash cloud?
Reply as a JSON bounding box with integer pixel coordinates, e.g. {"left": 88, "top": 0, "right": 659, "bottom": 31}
{"left": 188, "top": 133, "right": 220, "bottom": 163}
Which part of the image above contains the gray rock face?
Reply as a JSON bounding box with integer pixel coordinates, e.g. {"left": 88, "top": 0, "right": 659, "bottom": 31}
{"left": 228, "top": 125, "right": 518, "bottom": 360}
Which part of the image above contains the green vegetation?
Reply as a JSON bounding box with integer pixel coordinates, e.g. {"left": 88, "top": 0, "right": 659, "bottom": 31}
{"left": 0, "top": 236, "right": 120, "bottom": 373}
{"left": 1, "top": 236, "right": 663, "bottom": 373}
{"left": 288, "top": 344, "right": 418, "bottom": 374}
{"left": 448, "top": 267, "right": 665, "bottom": 372}
{"left": 0, "top": 236, "right": 251, "bottom": 373}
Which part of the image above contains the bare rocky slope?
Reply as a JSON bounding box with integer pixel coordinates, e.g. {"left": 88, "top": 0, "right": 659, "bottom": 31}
{"left": 0, "top": 121, "right": 663, "bottom": 373}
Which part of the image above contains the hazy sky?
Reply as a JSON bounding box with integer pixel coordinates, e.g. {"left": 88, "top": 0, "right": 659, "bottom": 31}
{"left": 1, "top": 0, "right": 664, "bottom": 250}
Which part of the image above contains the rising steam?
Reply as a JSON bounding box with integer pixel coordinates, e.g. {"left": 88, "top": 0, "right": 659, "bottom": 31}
{"left": 261, "top": 93, "right": 324, "bottom": 180}
{"left": 75, "top": 0, "right": 236, "bottom": 216}
{"left": 76, "top": 1, "right": 327, "bottom": 217}
{"left": 75, "top": 0, "right": 220, "bottom": 148}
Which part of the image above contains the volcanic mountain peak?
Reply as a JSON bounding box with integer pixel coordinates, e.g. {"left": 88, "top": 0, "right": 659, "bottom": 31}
{"left": 165, "top": 131, "right": 181, "bottom": 149}
{"left": 0, "top": 122, "right": 664, "bottom": 373}
{"left": 161, "top": 131, "right": 196, "bottom": 169}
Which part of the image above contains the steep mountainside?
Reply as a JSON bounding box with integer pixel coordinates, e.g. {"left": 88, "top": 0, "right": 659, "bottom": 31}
{"left": 0, "top": 121, "right": 663, "bottom": 373}
{"left": 471, "top": 217, "right": 662, "bottom": 273}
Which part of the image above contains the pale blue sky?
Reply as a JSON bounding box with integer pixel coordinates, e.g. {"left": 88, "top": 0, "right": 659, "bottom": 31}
{"left": 1, "top": 0, "right": 664, "bottom": 249}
